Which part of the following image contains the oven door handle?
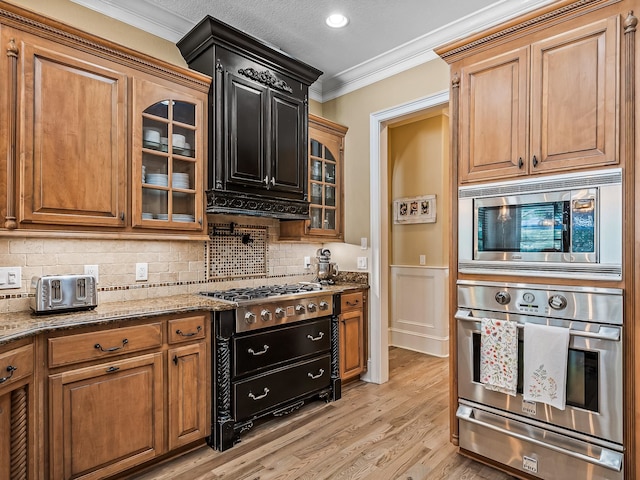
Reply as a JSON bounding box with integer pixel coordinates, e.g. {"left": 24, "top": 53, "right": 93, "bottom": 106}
{"left": 455, "top": 309, "right": 620, "bottom": 341}
{"left": 456, "top": 404, "right": 623, "bottom": 472}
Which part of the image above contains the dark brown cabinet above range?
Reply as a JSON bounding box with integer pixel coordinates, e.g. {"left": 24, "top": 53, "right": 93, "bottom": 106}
{"left": 178, "top": 17, "right": 323, "bottom": 219}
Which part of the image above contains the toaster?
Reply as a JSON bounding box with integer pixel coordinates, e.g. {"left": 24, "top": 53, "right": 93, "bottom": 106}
{"left": 30, "top": 274, "right": 98, "bottom": 314}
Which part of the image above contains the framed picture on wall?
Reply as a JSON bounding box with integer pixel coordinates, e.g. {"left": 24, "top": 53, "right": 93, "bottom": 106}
{"left": 393, "top": 195, "right": 436, "bottom": 224}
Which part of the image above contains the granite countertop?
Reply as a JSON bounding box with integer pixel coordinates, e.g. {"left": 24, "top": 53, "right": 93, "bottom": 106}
{"left": 0, "top": 283, "right": 369, "bottom": 346}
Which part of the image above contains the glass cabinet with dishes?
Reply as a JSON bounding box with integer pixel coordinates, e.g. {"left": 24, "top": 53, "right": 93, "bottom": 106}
{"left": 280, "top": 114, "right": 348, "bottom": 241}
{"left": 133, "top": 79, "right": 205, "bottom": 231}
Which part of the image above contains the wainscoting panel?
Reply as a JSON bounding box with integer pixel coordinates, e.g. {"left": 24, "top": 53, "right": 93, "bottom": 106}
{"left": 389, "top": 266, "right": 449, "bottom": 357}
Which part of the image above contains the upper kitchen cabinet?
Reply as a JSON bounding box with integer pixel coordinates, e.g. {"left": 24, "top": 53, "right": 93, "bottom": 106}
{"left": 280, "top": 114, "right": 348, "bottom": 242}
{"left": 0, "top": 3, "right": 210, "bottom": 238}
{"left": 133, "top": 79, "right": 205, "bottom": 231}
{"left": 442, "top": 10, "right": 619, "bottom": 183}
{"left": 177, "top": 16, "right": 323, "bottom": 220}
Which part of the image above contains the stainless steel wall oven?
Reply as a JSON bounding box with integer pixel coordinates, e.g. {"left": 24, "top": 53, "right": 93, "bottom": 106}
{"left": 456, "top": 280, "right": 623, "bottom": 479}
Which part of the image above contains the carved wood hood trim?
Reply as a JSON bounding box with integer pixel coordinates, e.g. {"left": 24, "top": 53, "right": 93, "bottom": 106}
{"left": 238, "top": 67, "right": 293, "bottom": 93}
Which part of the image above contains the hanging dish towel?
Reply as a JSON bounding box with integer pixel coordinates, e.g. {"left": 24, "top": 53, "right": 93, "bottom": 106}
{"left": 480, "top": 318, "right": 518, "bottom": 396}
{"left": 523, "top": 323, "right": 570, "bottom": 410}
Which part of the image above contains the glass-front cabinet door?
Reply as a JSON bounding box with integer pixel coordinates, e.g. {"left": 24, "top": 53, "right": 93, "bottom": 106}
{"left": 307, "top": 115, "right": 347, "bottom": 238}
{"left": 133, "top": 79, "right": 204, "bottom": 231}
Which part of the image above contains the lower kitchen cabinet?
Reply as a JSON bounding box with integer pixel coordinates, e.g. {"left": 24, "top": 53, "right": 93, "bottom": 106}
{"left": 339, "top": 291, "right": 367, "bottom": 382}
{"left": 0, "top": 340, "right": 35, "bottom": 480}
{"left": 46, "top": 313, "right": 210, "bottom": 480}
{"left": 49, "top": 352, "right": 165, "bottom": 480}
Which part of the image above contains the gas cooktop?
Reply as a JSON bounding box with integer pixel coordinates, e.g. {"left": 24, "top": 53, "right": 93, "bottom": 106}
{"left": 200, "top": 283, "right": 333, "bottom": 333}
{"left": 200, "top": 283, "right": 323, "bottom": 303}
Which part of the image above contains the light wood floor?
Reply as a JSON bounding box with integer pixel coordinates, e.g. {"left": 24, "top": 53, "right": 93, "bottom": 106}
{"left": 129, "top": 347, "right": 514, "bottom": 480}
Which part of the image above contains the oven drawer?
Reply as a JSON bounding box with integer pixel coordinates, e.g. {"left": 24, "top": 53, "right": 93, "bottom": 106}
{"left": 457, "top": 402, "right": 623, "bottom": 480}
{"left": 233, "top": 318, "right": 331, "bottom": 377}
{"left": 234, "top": 354, "right": 330, "bottom": 419}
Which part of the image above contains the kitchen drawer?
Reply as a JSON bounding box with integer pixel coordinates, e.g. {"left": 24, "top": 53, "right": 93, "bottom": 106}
{"left": 233, "top": 354, "right": 330, "bottom": 420}
{"left": 48, "top": 322, "right": 162, "bottom": 368}
{"left": 341, "top": 291, "right": 363, "bottom": 312}
{"left": 0, "top": 343, "right": 33, "bottom": 391}
{"left": 233, "top": 318, "right": 331, "bottom": 377}
{"left": 167, "top": 314, "right": 207, "bottom": 344}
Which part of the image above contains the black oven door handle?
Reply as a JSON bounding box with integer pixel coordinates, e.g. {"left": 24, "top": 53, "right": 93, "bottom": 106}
{"left": 456, "top": 404, "right": 623, "bottom": 472}
{"left": 455, "top": 309, "right": 620, "bottom": 341}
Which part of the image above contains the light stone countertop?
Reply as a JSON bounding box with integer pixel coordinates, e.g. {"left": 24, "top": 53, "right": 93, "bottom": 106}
{"left": 0, "top": 283, "right": 369, "bottom": 346}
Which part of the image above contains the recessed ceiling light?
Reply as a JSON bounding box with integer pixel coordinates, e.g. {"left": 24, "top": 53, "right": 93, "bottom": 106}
{"left": 326, "top": 13, "right": 349, "bottom": 28}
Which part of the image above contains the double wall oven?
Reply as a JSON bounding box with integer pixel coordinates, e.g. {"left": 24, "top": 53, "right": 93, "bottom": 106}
{"left": 456, "top": 280, "right": 623, "bottom": 479}
{"left": 201, "top": 284, "right": 341, "bottom": 451}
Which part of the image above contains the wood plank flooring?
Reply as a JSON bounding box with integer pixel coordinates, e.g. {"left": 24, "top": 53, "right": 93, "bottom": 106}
{"left": 129, "top": 347, "right": 514, "bottom": 480}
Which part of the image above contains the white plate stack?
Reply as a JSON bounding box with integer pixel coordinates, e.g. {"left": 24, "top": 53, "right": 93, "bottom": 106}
{"left": 172, "top": 173, "right": 190, "bottom": 189}
{"left": 146, "top": 173, "right": 168, "bottom": 187}
{"left": 173, "top": 214, "right": 195, "bottom": 223}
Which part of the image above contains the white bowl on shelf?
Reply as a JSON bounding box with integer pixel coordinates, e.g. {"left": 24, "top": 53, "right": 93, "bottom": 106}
{"left": 142, "top": 212, "right": 153, "bottom": 220}
{"left": 156, "top": 213, "right": 169, "bottom": 220}
{"left": 173, "top": 214, "right": 195, "bottom": 222}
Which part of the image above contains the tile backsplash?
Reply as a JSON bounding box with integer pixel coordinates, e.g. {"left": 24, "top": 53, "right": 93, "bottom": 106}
{"left": 0, "top": 216, "right": 323, "bottom": 313}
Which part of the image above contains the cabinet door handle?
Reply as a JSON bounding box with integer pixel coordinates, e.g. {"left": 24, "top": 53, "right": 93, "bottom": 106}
{"left": 120, "top": 212, "right": 125, "bottom": 221}
{"left": 270, "top": 177, "right": 276, "bottom": 186}
{"left": 307, "top": 369, "right": 325, "bottom": 380}
{"left": 532, "top": 155, "right": 538, "bottom": 167}
{"left": 176, "top": 326, "right": 202, "bottom": 337}
{"left": 248, "top": 345, "right": 269, "bottom": 356}
{"left": 105, "top": 366, "right": 119, "bottom": 373}
{"left": 263, "top": 175, "right": 269, "bottom": 186}
{"left": 95, "top": 338, "right": 128, "bottom": 353}
{"left": 248, "top": 388, "right": 269, "bottom": 401}
{"left": 346, "top": 300, "right": 360, "bottom": 307}
{"left": 307, "top": 332, "right": 325, "bottom": 342}
{"left": 173, "top": 355, "right": 179, "bottom": 365}
{"left": 0, "top": 365, "right": 17, "bottom": 384}
{"left": 518, "top": 157, "right": 523, "bottom": 169}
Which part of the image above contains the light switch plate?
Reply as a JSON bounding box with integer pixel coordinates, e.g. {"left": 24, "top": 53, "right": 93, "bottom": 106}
{"left": 0, "top": 266, "right": 21, "bottom": 290}
{"left": 357, "top": 257, "right": 368, "bottom": 270}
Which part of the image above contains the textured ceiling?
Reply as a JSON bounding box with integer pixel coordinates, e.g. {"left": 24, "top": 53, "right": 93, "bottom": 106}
{"left": 72, "top": 0, "right": 556, "bottom": 101}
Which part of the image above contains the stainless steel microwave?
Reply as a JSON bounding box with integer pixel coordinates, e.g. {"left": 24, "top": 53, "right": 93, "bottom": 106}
{"left": 458, "top": 168, "right": 622, "bottom": 280}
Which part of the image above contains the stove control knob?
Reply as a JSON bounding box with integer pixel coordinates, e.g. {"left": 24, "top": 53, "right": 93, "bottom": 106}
{"left": 275, "top": 307, "right": 286, "bottom": 318}
{"left": 295, "top": 304, "right": 306, "bottom": 314}
{"left": 319, "top": 301, "right": 330, "bottom": 311}
{"left": 260, "top": 309, "right": 272, "bottom": 322}
{"left": 244, "top": 312, "right": 257, "bottom": 324}
{"left": 308, "top": 302, "right": 317, "bottom": 312}
{"left": 495, "top": 291, "right": 511, "bottom": 305}
{"left": 549, "top": 294, "right": 567, "bottom": 310}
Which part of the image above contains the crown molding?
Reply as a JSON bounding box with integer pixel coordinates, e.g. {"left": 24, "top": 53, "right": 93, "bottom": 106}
{"left": 72, "top": 0, "right": 556, "bottom": 103}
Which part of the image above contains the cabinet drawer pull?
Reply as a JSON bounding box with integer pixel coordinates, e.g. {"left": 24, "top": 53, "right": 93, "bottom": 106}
{"left": 307, "top": 368, "right": 325, "bottom": 380}
{"left": 105, "top": 366, "right": 119, "bottom": 373}
{"left": 94, "top": 338, "right": 128, "bottom": 353}
{"left": 0, "top": 365, "right": 17, "bottom": 384}
{"left": 176, "top": 326, "right": 202, "bottom": 337}
{"left": 248, "top": 345, "right": 269, "bottom": 356}
{"left": 307, "top": 332, "right": 325, "bottom": 342}
{"left": 248, "top": 387, "right": 269, "bottom": 401}
{"left": 346, "top": 300, "right": 360, "bottom": 307}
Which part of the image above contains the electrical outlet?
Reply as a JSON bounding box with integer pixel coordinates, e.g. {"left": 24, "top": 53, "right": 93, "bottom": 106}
{"left": 0, "top": 266, "right": 21, "bottom": 290}
{"left": 419, "top": 255, "right": 426, "bottom": 265}
{"left": 84, "top": 265, "right": 99, "bottom": 284}
{"left": 357, "top": 257, "right": 368, "bottom": 270}
{"left": 136, "top": 263, "right": 148, "bottom": 281}
{"left": 304, "top": 256, "right": 311, "bottom": 269}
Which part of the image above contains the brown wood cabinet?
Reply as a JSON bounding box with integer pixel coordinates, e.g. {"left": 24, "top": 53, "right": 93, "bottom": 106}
{"left": 339, "top": 290, "right": 366, "bottom": 382}
{"left": 46, "top": 313, "right": 210, "bottom": 480}
{"left": 456, "top": 14, "right": 619, "bottom": 183}
{"left": 0, "top": 2, "right": 210, "bottom": 237}
{"left": 280, "top": 114, "right": 348, "bottom": 242}
{"left": 0, "top": 339, "right": 36, "bottom": 480}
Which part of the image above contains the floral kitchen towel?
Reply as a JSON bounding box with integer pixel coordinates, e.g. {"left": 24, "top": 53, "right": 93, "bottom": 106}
{"left": 480, "top": 318, "right": 518, "bottom": 396}
{"left": 523, "top": 323, "right": 570, "bottom": 410}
